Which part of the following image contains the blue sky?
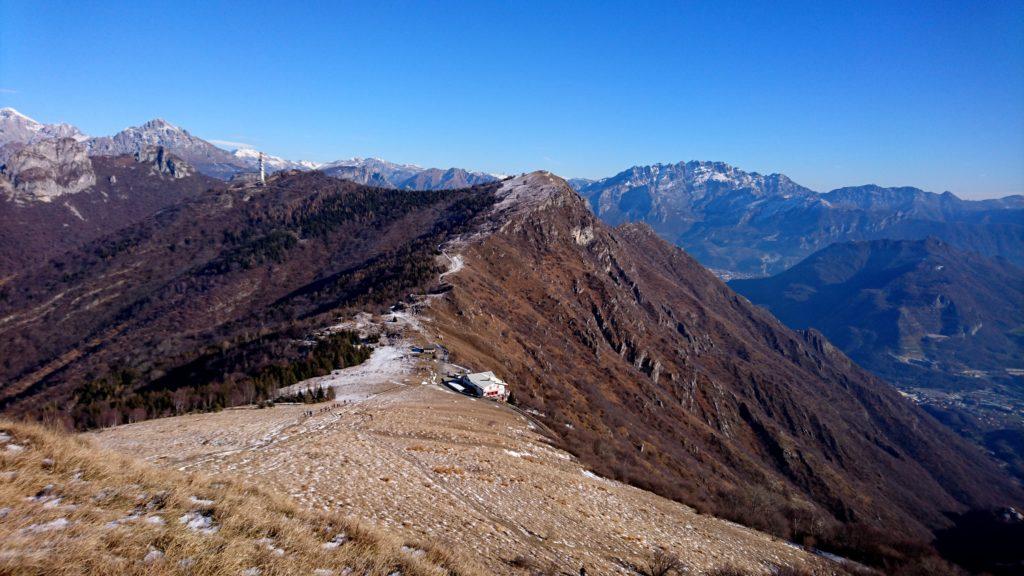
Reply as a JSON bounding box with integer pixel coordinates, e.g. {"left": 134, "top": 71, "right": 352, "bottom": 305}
{"left": 1, "top": 1, "right": 1022, "bottom": 198}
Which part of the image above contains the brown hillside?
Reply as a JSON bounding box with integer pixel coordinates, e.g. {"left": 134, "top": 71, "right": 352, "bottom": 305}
{"left": 426, "top": 172, "right": 1021, "bottom": 547}
{"left": 0, "top": 171, "right": 499, "bottom": 426}
{"left": 0, "top": 153, "right": 220, "bottom": 277}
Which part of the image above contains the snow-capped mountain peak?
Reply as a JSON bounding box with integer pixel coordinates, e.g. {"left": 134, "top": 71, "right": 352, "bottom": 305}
{"left": 228, "top": 147, "right": 319, "bottom": 173}
{"left": 0, "top": 108, "right": 89, "bottom": 149}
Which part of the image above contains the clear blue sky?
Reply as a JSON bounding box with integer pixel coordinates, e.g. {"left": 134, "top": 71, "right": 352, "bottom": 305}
{"left": 2, "top": 1, "right": 1022, "bottom": 198}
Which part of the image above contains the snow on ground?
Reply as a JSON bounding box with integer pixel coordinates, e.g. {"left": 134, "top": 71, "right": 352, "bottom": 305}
{"left": 439, "top": 251, "right": 464, "bottom": 280}
{"left": 278, "top": 343, "right": 416, "bottom": 402}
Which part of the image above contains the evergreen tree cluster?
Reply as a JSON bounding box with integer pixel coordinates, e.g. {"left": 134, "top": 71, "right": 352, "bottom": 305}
{"left": 60, "top": 331, "right": 367, "bottom": 429}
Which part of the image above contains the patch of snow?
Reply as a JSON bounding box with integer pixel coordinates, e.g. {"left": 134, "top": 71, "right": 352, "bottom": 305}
{"left": 63, "top": 202, "right": 85, "bottom": 221}
{"left": 22, "top": 518, "right": 69, "bottom": 533}
{"left": 281, "top": 344, "right": 413, "bottom": 403}
{"left": 5, "top": 443, "right": 25, "bottom": 454}
{"left": 189, "top": 496, "right": 215, "bottom": 506}
{"left": 0, "top": 432, "right": 10, "bottom": 443}
{"left": 256, "top": 537, "right": 285, "bottom": 556}
{"left": 400, "top": 545, "right": 426, "bottom": 558}
{"left": 143, "top": 549, "right": 164, "bottom": 563}
{"left": 439, "top": 252, "right": 464, "bottom": 280}
{"left": 179, "top": 511, "right": 218, "bottom": 534}
{"left": 322, "top": 532, "right": 349, "bottom": 549}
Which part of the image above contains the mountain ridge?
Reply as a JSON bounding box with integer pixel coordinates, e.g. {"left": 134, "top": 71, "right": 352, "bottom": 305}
{"left": 578, "top": 160, "right": 1023, "bottom": 276}
{"left": 423, "top": 173, "right": 1021, "bottom": 550}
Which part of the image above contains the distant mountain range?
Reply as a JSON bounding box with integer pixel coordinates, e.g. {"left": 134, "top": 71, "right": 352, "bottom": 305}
{"left": 0, "top": 108, "right": 499, "bottom": 189}
{"left": 575, "top": 161, "right": 1024, "bottom": 277}
{"left": 319, "top": 157, "right": 498, "bottom": 190}
{"left": 4, "top": 106, "right": 1022, "bottom": 281}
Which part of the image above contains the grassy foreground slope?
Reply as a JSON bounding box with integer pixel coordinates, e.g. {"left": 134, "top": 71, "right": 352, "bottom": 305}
{"left": 0, "top": 419, "right": 483, "bottom": 576}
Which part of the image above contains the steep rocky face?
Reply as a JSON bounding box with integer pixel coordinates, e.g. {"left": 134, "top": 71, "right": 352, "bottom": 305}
{"left": 578, "top": 161, "right": 1024, "bottom": 276}
{"left": 427, "top": 173, "right": 1021, "bottom": 548}
{"left": 87, "top": 119, "right": 246, "bottom": 179}
{"left": 0, "top": 137, "right": 96, "bottom": 202}
{"left": 135, "top": 145, "right": 194, "bottom": 179}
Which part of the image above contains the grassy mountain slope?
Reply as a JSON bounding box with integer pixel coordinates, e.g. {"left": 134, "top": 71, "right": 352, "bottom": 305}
{"left": 0, "top": 419, "right": 484, "bottom": 575}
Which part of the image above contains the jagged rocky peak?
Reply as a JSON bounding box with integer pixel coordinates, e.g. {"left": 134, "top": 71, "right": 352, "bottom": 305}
{"left": 135, "top": 145, "right": 193, "bottom": 179}
{"left": 0, "top": 137, "right": 95, "bottom": 202}
{"left": 596, "top": 160, "right": 810, "bottom": 198}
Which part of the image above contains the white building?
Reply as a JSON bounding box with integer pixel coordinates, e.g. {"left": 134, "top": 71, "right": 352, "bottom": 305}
{"left": 457, "top": 371, "right": 508, "bottom": 401}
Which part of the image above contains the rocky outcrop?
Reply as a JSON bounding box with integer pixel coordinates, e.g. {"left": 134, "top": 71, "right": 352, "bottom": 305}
{"left": 0, "top": 137, "right": 96, "bottom": 202}
{"left": 136, "top": 145, "right": 193, "bottom": 179}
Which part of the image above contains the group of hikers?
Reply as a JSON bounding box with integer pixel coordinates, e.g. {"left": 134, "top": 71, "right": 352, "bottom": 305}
{"left": 301, "top": 401, "right": 353, "bottom": 417}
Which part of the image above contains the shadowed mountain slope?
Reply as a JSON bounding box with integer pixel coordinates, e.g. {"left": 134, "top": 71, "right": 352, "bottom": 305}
{"left": 0, "top": 152, "right": 220, "bottom": 277}
{"left": 0, "top": 172, "right": 499, "bottom": 426}
{"left": 730, "top": 238, "right": 1023, "bottom": 390}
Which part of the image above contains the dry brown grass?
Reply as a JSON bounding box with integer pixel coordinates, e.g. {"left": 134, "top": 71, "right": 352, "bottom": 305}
{"left": 0, "top": 419, "right": 485, "bottom": 576}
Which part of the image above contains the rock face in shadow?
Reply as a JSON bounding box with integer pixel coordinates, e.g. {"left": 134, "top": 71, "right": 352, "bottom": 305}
{"left": 428, "top": 172, "right": 1021, "bottom": 545}
{"left": 135, "top": 145, "right": 194, "bottom": 179}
